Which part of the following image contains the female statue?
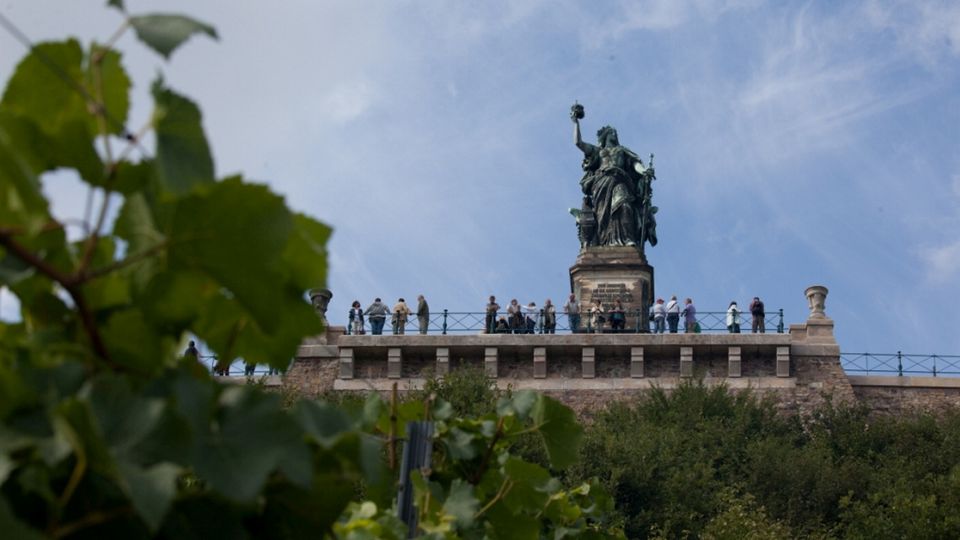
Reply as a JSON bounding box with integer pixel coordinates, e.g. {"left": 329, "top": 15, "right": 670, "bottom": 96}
{"left": 572, "top": 105, "right": 654, "bottom": 248}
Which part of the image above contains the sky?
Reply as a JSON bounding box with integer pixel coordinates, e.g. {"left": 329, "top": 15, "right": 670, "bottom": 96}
{"left": 1, "top": 0, "right": 959, "bottom": 358}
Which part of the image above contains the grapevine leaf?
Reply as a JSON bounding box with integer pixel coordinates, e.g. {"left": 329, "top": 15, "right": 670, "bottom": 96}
{"left": 531, "top": 395, "right": 583, "bottom": 470}
{"left": 151, "top": 81, "right": 214, "bottom": 194}
{"left": 295, "top": 400, "right": 353, "bottom": 448}
{"left": 486, "top": 503, "right": 540, "bottom": 540}
{"left": 86, "top": 45, "right": 131, "bottom": 136}
{"left": 85, "top": 374, "right": 164, "bottom": 454}
{"left": 130, "top": 15, "right": 218, "bottom": 59}
{"left": 112, "top": 159, "right": 154, "bottom": 195}
{"left": 55, "top": 398, "right": 117, "bottom": 477}
{"left": 502, "top": 458, "right": 551, "bottom": 510}
{"left": 282, "top": 213, "right": 331, "bottom": 289}
{"left": 0, "top": 113, "right": 51, "bottom": 231}
{"left": 1, "top": 40, "right": 88, "bottom": 136}
{"left": 194, "top": 387, "right": 310, "bottom": 502}
{"left": 496, "top": 389, "right": 537, "bottom": 420}
{"left": 260, "top": 477, "right": 354, "bottom": 539}
{"left": 100, "top": 309, "right": 167, "bottom": 373}
{"left": 443, "top": 479, "right": 480, "bottom": 529}
{"left": 164, "top": 179, "right": 288, "bottom": 328}
{"left": 118, "top": 461, "right": 181, "bottom": 531}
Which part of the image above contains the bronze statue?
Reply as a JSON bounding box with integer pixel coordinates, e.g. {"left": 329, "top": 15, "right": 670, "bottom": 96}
{"left": 570, "top": 103, "right": 657, "bottom": 253}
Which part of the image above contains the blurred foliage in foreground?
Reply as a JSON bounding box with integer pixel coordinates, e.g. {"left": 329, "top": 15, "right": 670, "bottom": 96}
{"left": 0, "top": 3, "right": 622, "bottom": 538}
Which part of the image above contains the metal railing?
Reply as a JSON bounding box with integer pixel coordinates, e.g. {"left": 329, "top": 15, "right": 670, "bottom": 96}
{"left": 346, "top": 309, "right": 785, "bottom": 336}
{"left": 841, "top": 352, "right": 960, "bottom": 377}
{"left": 202, "top": 355, "right": 284, "bottom": 377}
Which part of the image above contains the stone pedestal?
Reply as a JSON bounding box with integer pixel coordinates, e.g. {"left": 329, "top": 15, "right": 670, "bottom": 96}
{"left": 569, "top": 246, "right": 654, "bottom": 332}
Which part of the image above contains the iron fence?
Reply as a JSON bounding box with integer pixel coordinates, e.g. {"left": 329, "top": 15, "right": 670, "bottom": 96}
{"left": 202, "top": 355, "right": 284, "bottom": 377}
{"left": 841, "top": 352, "right": 960, "bottom": 377}
{"left": 346, "top": 309, "right": 785, "bottom": 335}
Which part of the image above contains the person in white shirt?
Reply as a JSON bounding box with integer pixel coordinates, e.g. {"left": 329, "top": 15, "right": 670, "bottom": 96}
{"left": 651, "top": 298, "right": 666, "bottom": 334}
{"left": 665, "top": 295, "right": 680, "bottom": 333}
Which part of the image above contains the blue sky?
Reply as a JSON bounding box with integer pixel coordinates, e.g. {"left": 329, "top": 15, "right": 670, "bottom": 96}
{"left": 1, "top": 1, "right": 958, "bottom": 356}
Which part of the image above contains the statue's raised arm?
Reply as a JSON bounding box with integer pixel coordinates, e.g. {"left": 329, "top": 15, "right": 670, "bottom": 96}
{"left": 571, "top": 102, "right": 597, "bottom": 155}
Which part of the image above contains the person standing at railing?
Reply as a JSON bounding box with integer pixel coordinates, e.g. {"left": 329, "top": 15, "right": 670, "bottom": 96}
{"left": 682, "top": 298, "right": 697, "bottom": 333}
{"left": 364, "top": 298, "right": 390, "bottom": 335}
{"left": 609, "top": 299, "right": 626, "bottom": 332}
{"left": 348, "top": 300, "right": 365, "bottom": 335}
{"left": 495, "top": 316, "right": 510, "bottom": 333}
{"left": 523, "top": 301, "right": 540, "bottom": 334}
{"left": 392, "top": 298, "right": 411, "bottom": 335}
{"left": 726, "top": 301, "right": 742, "bottom": 334}
{"left": 750, "top": 296, "right": 765, "bottom": 334}
{"left": 589, "top": 299, "right": 605, "bottom": 333}
{"left": 508, "top": 299, "right": 523, "bottom": 334}
{"left": 543, "top": 299, "right": 557, "bottom": 334}
{"left": 665, "top": 295, "right": 680, "bottom": 333}
{"left": 651, "top": 298, "right": 666, "bottom": 334}
{"left": 485, "top": 296, "right": 500, "bottom": 334}
{"left": 564, "top": 293, "right": 581, "bottom": 333}
{"left": 416, "top": 295, "right": 429, "bottom": 335}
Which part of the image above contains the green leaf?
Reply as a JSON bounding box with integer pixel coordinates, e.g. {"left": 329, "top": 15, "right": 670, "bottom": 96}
{"left": 118, "top": 461, "right": 181, "bottom": 531}
{"left": 282, "top": 213, "right": 331, "bottom": 289}
{"left": 1, "top": 40, "right": 88, "bottom": 136}
{"left": 130, "top": 14, "right": 218, "bottom": 59}
{"left": 100, "top": 309, "right": 167, "bottom": 373}
{"left": 151, "top": 81, "right": 214, "bottom": 194}
{"left": 194, "top": 387, "right": 310, "bottom": 502}
{"left": 497, "top": 390, "right": 538, "bottom": 420}
{"left": 502, "top": 458, "right": 551, "bottom": 510}
{"left": 443, "top": 479, "right": 480, "bottom": 530}
{"left": 86, "top": 44, "right": 131, "bottom": 136}
{"left": 295, "top": 399, "right": 353, "bottom": 448}
{"left": 85, "top": 374, "right": 165, "bottom": 454}
{"left": 0, "top": 113, "right": 51, "bottom": 231}
{"left": 531, "top": 395, "right": 583, "bottom": 470}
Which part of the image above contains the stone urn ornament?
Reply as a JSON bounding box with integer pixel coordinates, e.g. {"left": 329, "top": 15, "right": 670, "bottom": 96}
{"left": 804, "top": 285, "right": 828, "bottom": 319}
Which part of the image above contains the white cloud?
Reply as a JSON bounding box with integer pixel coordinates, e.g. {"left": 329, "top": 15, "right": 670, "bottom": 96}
{"left": 864, "top": 0, "right": 960, "bottom": 63}
{"left": 921, "top": 240, "right": 960, "bottom": 282}
{"left": 318, "top": 81, "right": 377, "bottom": 123}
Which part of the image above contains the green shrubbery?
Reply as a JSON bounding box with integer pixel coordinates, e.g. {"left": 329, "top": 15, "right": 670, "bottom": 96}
{"left": 569, "top": 380, "right": 960, "bottom": 539}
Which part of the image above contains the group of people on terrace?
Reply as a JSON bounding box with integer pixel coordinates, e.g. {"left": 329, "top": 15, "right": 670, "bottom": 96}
{"left": 349, "top": 296, "right": 430, "bottom": 335}
{"left": 347, "top": 294, "right": 767, "bottom": 335}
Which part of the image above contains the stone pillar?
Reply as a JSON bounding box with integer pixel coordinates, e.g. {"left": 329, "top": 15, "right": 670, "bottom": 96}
{"left": 680, "top": 346, "right": 693, "bottom": 378}
{"left": 484, "top": 347, "right": 498, "bottom": 378}
{"left": 436, "top": 348, "right": 449, "bottom": 376}
{"left": 631, "top": 347, "right": 644, "bottom": 378}
{"left": 728, "top": 346, "right": 741, "bottom": 378}
{"left": 777, "top": 346, "right": 790, "bottom": 377}
{"left": 533, "top": 347, "right": 547, "bottom": 379}
{"left": 339, "top": 348, "right": 354, "bottom": 379}
{"left": 582, "top": 347, "right": 596, "bottom": 378}
{"left": 388, "top": 348, "right": 402, "bottom": 379}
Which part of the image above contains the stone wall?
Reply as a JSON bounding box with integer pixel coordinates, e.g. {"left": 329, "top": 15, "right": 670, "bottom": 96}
{"left": 281, "top": 315, "right": 960, "bottom": 418}
{"left": 849, "top": 376, "right": 960, "bottom": 415}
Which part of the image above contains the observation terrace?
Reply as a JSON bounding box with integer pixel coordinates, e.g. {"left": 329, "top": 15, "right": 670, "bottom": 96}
{"left": 282, "top": 285, "right": 960, "bottom": 417}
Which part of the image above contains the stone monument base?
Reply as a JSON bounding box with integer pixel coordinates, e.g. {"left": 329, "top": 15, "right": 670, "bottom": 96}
{"left": 569, "top": 247, "right": 654, "bottom": 332}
